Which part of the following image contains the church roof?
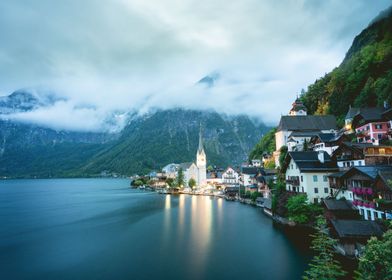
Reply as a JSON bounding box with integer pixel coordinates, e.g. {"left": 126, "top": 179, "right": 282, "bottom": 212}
{"left": 198, "top": 124, "right": 205, "bottom": 154}
{"left": 277, "top": 115, "right": 337, "bottom": 132}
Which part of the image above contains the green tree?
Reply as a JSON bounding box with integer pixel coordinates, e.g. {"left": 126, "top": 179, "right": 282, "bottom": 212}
{"left": 188, "top": 178, "right": 196, "bottom": 189}
{"left": 286, "top": 194, "right": 322, "bottom": 224}
{"left": 132, "top": 179, "right": 144, "bottom": 187}
{"left": 279, "top": 146, "right": 288, "bottom": 168}
{"left": 176, "top": 168, "right": 185, "bottom": 188}
{"left": 165, "top": 177, "right": 175, "bottom": 188}
{"left": 355, "top": 222, "right": 392, "bottom": 280}
{"left": 303, "top": 217, "right": 346, "bottom": 280}
{"left": 207, "top": 165, "right": 214, "bottom": 172}
{"left": 287, "top": 194, "right": 310, "bottom": 224}
{"left": 250, "top": 191, "right": 261, "bottom": 202}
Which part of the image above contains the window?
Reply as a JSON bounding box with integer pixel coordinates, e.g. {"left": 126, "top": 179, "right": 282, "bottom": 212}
{"left": 300, "top": 175, "right": 303, "bottom": 182}
{"left": 323, "top": 175, "right": 328, "bottom": 182}
{"left": 302, "top": 187, "right": 304, "bottom": 192}
{"left": 324, "top": 187, "right": 328, "bottom": 194}
{"left": 313, "top": 175, "right": 318, "bottom": 182}
{"left": 378, "top": 134, "right": 382, "bottom": 140}
{"left": 375, "top": 124, "right": 382, "bottom": 129}
{"left": 314, "top": 188, "right": 319, "bottom": 193}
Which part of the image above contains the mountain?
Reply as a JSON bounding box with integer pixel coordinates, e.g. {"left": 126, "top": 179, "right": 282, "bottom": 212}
{"left": 300, "top": 6, "right": 392, "bottom": 126}
{"left": 81, "top": 109, "right": 268, "bottom": 175}
{"left": 0, "top": 92, "right": 269, "bottom": 178}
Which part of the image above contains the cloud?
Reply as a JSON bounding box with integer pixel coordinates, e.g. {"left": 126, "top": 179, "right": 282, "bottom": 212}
{"left": 0, "top": 0, "right": 390, "bottom": 131}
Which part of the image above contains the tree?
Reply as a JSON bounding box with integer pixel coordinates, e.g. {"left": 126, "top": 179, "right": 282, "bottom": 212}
{"left": 355, "top": 222, "right": 392, "bottom": 280}
{"left": 207, "top": 165, "right": 214, "bottom": 172}
{"left": 250, "top": 191, "right": 261, "bottom": 202}
{"left": 176, "top": 168, "right": 185, "bottom": 188}
{"left": 287, "top": 194, "right": 322, "bottom": 224}
{"left": 279, "top": 146, "right": 288, "bottom": 168}
{"left": 287, "top": 194, "right": 310, "bottom": 224}
{"left": 303, "top": 217, "right": 346, "bottom": 280}
{"left": 188, "top": 178, "right": 196, "bottom": 189}
{"left": 132, "top": 179, "right": 144, "bottom": 187}
{"left": 165, "top": 177, "right": 175, "bottom": 188}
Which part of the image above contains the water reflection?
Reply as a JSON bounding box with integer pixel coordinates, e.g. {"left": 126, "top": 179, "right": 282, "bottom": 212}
{"left": 190, "top": 196, "right": 213, "bottom": 277}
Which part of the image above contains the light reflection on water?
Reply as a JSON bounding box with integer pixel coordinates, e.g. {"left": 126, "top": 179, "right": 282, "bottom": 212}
{"left": 0, "top": 179, "right": 310, "bottom": 280}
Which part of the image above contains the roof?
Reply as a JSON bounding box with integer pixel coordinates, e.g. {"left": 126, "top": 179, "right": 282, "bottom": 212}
{"left": 241, "top": 167, "right": 265, "bottom": 175}
{"left": 179, "top": 162, "right": 194, "bottom": 170}
{"left": 376, "top": 171, "right": 392, "bottom": 190}
{"left": 354, "top": 166, "right": 392, "bottom": 180}
{"left": 351, "top": 107, "right": 388, "bottom": 127}
{"left": 345, "top": 107, "right": 360, "bottom": 120}
{"left": 284, "top": 151, "right": 338, "bottom": 173}
{"left": 277, "top": 115, "right": 337, "bottom": 132}
{"left": 289, "top": 131, "right": 321, "bottom": 138}
{"left": 331, "top": 166, "right": 392, "bottom": 181}
{"left": 331, "top": 219, "right": 383, "bottom": 239}
{"left": 324, "top": 199, "right": 354, "bottom": 210}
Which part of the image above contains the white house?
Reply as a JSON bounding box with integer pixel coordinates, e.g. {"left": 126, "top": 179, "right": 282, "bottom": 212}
{"left": 221, "top": 167, "right": 239, "bottom": 187}
{"left": 282, "top": 151, "right": 339, "bottom": 203}
{"left": 274, "top": 100, "right": 337, "bottom": 166}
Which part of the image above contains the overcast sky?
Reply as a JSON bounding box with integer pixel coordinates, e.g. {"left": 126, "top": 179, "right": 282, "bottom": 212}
{"left": 0, "top": 0, "right": 391, "bottom": 131}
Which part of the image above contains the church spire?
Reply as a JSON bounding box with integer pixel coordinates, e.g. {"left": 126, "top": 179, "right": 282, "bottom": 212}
{"left": 198, "top": 123, "right": 204, "bottom": 153}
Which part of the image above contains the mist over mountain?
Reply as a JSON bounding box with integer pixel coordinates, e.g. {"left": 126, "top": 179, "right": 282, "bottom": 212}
{"left": 0, "top": 89, "right": 269, "bottom": 177}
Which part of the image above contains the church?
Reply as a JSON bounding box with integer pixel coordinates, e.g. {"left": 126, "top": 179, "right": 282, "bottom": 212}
{"left": 181, "top": 126, "right": 207, "bottom": 187}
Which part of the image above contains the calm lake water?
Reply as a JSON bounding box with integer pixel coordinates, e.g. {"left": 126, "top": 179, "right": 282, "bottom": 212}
{"left": 0, "top": 179, "right": 311, "bottom": 280}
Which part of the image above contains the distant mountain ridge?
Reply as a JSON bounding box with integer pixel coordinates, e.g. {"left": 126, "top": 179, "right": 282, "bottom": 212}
{"left": 300, "top": 6, "right": 392, "bottom": 126}
{"left": 0, "top": 91, "right": 269, "bottom": 178}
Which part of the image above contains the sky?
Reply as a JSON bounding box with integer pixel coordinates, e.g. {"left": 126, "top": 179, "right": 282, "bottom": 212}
{"left": 0, "top": 0, "right": 391, "bottom": 132}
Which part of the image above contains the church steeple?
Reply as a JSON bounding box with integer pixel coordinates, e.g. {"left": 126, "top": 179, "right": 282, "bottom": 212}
{"left": 198, "top": 123, "right": 205, "bottom": 154}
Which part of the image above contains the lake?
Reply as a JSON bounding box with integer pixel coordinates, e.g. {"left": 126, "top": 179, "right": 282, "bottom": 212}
{"left": 0, "top": 179, "right": 310, "bottom": 280}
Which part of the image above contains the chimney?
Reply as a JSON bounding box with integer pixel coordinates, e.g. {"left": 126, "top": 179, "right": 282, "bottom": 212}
{"left": 318, "top": 151, "right": 325, "bottom": 163}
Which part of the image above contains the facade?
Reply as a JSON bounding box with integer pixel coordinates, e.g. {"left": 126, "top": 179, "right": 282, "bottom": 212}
{"left": 332, "top": 142, "right": 392, "bottom": 169}
{"left": 347, "top": 106, "right": 392, "bottom": 145}
{"left": 162, "top": 163, "right": 179, "bottom": 178}
{"left": 328, "top": 166, "right": 392, "bottom": 221}
{"left": 310, "top": 133, "right": 347, "bottom": 155}
{"left": 282, "top": 151, "right": 339, "bottom": 203}
{"left": 221, "top": 167, "right": 240, "bottom": 187}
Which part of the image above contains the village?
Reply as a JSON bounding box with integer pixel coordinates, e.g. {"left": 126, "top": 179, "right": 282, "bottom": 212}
{"left": 130, "top": 97, "right": 392, "bottom": 260}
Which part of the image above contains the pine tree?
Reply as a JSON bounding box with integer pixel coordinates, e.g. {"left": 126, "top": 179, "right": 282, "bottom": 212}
{"left": 303, "top": 217, "right": 346, "bottom": 280}
{"left": 355, "top": 222, "right": 392, "bottom": 280}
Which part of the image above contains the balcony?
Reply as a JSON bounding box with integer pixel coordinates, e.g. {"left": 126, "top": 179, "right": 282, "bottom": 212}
{"left": 286, "top": 176, "right": 300, "bottom": 186}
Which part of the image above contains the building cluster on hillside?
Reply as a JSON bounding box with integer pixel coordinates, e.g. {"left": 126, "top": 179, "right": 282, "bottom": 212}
{"left": 270, "top": 98, "right": 392, "bottom": 257}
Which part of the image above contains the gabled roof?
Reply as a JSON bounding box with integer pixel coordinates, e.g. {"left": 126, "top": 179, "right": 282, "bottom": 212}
{"left": 376, "top": 170, "right": 392, "bottom": 191}
{"left": 289, "top": 131, "right": 321, "bottom": 138}
{"left": 241, "top": 166, "right": 265, "bottom": 175}
{"left": 332, "top": 142, "right": 373, "bottom": 159}
{"left": 351, "top": 107, "right": 388, "bottom": 127}
{"left": 345, "top": 107, "right": 360, "bottom": 120}
{"left": 331, "top": 219, "right": 383, "bottom": 239}
{"left": 179, "top": 162, "right": 194, "bottom": 170}
{"left": 283, "top": 151, "right": 338, "bottom": 173}
{"left": 323, "top": 199, "right": 354, "bottom": 210}
{"left": 277, "top": 115, "right": 337, "bottom": 132}
{"left": 330, "top": 166, "right": 392, "bottom": 181}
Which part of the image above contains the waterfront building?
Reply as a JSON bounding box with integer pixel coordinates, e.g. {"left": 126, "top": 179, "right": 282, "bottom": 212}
{"left": 162, "top": 163, "right": 179, "bottom": 178}
{"left": 282, "top": 151, "right": 339, "bottom": 203}
{"left": 221, "top": 167, "right": 240, "bottom": 187}
{"left": 179, "top": 126, "right": 207, "bottom": 187}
